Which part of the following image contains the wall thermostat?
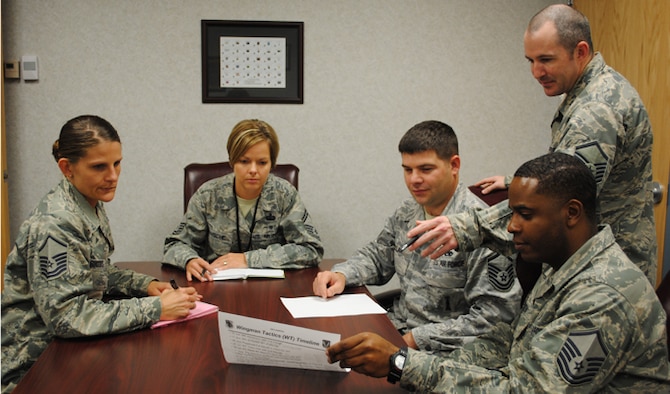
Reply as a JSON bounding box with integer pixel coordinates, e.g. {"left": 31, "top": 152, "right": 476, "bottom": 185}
{"left": 4, "top": 61, "right": 20, "bottom": 79}
{"left": 21, "top": 55, "right": 39, "bottom": 81}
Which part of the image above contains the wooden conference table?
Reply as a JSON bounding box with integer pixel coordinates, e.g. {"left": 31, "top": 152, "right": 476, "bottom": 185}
{"left": 13, "top": 260, "right": 406, "bottom": 394}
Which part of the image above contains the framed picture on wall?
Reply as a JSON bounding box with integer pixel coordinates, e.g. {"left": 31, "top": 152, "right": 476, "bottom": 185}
{"left": 201, "top": 20, "right": 304, "bottom": 104}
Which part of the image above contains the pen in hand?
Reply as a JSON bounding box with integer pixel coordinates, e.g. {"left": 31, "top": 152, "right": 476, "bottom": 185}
{"left": 170, "top": 279, "right": 179, "bottom": 290}
{"left": 397, "top": 234, "right": 421, "bottom": 253}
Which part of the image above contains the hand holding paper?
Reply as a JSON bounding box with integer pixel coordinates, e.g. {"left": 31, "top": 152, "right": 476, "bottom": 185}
{"left": 218, "top": 312, "right": 348, "bottom": 373}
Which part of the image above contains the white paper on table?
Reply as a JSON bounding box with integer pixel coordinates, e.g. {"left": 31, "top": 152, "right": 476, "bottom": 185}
{"left": 218, "top": 312, "right": 349, "bottom": 373}
{"left": 280, "top": 293, "right": 387, "bottom": 318}
{"left": 211, "top": 268, "right": 284, "bottom": 280}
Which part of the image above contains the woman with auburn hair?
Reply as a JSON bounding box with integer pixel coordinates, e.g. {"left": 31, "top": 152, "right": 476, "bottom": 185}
{"left": 1, "top": 115, "right": 201, "bottom": 393}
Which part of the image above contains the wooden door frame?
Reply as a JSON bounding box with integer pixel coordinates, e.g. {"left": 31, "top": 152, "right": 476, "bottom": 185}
{"left": 1, "top": 9, "right": 9, "bottom": 291}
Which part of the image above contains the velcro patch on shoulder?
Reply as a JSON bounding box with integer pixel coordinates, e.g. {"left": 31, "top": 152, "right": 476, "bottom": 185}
{"left": 38, "top": 235, "right": 69, "bottom": 280}
{"left": 557, "top": 329, "right": 608, "bottom": 385}
{"left": 574, "top": 142, "right": 608, "bottom": 185}
{"left": 487, "top": 254, "right": 515, "bottom": 292}
{"left": 171, "top": 222, "right": 186, "bottom": 236}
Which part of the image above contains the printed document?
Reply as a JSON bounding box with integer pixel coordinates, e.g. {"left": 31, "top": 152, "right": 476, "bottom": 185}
{"left": 218, "top": 312, "right": 348, "bottom": 373}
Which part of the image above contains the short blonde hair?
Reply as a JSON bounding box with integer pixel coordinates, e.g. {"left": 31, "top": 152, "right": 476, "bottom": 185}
{"left": 226, "top": 119, "right": 280, "bottom": 167}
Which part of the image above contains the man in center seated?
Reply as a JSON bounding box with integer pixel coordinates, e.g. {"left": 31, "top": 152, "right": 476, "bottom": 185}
{"left": 313, "top": 120, "right": 522, "bottom": 355}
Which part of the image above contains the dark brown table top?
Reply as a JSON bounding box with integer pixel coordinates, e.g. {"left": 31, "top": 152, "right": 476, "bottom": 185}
{"left": 12, "top": 260, "right": 406, "bottom": 393}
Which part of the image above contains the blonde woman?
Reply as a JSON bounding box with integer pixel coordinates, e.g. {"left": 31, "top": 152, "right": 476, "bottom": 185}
{"left": 164, "top": 119, "right": 323, "bottom": 281}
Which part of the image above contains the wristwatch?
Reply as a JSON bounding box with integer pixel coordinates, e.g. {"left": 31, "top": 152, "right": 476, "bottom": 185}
{"left": 387, "top": 347, "right": 408, "bottom": 384}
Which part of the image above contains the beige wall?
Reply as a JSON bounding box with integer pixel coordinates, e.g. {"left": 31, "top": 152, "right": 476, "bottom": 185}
{"left": 2, "top": 0, "right": 557, "bottom": 269}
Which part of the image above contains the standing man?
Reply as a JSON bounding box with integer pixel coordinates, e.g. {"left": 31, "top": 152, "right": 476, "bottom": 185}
{"left": 313, "top": 120, "right": 521, "bottom": 355}
{"left": 411, "top": 4, "right": 657, "bottom": 285}
{"left": 327, "top": 153, "right": 670, "bottom": 392}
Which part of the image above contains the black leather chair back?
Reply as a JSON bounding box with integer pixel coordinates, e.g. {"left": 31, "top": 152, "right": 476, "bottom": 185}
{"left": 656, "top": 271, "right": 670, "bottom": 359}
{"left": 183, "top": 161, "right": 299, "bottom": 212}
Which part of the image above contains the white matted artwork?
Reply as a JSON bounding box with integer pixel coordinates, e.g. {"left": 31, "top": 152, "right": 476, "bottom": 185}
{"left": 220, "top": 36, "right": 286, "bottom": 88}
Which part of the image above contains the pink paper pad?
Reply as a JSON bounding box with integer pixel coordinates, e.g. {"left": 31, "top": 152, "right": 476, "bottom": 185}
{"left": 151, "top": 301, "right": 218, "bottom": 329}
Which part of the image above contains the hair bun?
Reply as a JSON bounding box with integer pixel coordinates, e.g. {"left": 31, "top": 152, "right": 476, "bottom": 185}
{"left": 52, "top": 140, "right": 60, "bottom": 161}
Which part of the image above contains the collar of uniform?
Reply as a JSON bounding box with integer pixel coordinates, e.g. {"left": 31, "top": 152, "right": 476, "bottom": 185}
{"left": 62, "top": 178, "right": 102, "bottom": 229}
{"left": 544, "top": 224, "right": 616, "bottom": 293}
{"left": 443, "top": 183, "right": 467, "bottom": 215}
{"left": 395, "top": 198, "right": 424, "bottom": 224}
{"left": 257, "top": 174, "right": 280, "bottom": 214}
{"left": 217, "top": 173, "right": 236, "bottom": 211}
{"left": 557, "top": 52, "right": 605, "bottom": 116}
{"left": 219, "top": 172, "right": 279, "bottom": 212}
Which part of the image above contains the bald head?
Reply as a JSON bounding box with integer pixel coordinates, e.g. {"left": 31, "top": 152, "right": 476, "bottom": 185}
{"left": 527, "top": 4, "right": 593, "bottom": 54}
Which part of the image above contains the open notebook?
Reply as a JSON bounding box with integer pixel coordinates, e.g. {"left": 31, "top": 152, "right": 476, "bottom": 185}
{"left": 151, "top": 301, "right": 219, "bottom": 329}
{"left": 211, "top": 268, "right": 285, "bottom": 280}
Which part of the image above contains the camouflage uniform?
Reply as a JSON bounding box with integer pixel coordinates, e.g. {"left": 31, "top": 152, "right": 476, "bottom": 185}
{"left": 400, "top": 225, "right": 670, "bottom": 393}
{"left": 481, "top": 53, "right": 656, "bottom": 285}
{"left": 163, "top": 173, "right": 323, "bottom": 269}
{"left": 333, "top": 184, "right": 521, "bottom": 355}
{"left": 1, "top": 179, "right": 161, "bottom": 393}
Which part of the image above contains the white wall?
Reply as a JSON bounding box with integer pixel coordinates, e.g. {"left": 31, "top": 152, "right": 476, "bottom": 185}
{"left": 2, "top": 1, "right": 558, "bottom": 270}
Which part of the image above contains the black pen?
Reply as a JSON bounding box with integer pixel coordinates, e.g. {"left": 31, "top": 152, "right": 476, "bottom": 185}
{"left": 170, "top": 278, "right": 179, "bottom": 290}
{"left": 397, "top": 234, "right": 421, "bottom": 253}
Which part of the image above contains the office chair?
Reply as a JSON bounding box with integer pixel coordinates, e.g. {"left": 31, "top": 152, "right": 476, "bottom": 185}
{"left": 183, "top": 161, "right": 299, "bottom": 212}
{"left": 656, "top": 271, "right": 670, "bottom": 359}
{"left": 467, "top": 185, "right": 508, "bottom": 207}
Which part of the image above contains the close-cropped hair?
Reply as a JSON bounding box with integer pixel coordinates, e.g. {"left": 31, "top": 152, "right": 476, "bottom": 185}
{"left": 515, "top": 152, "right": 597, "bottom": 222}
{"left": 52, "top": 115, "right": 120, "bottom": 163}
{"left": 227, "top": 119, "right": 280, "bottom": 168}
{"left": 398, "top": 120, "right": 458, "bottom": 161}
{"left": 528, "top": 4, "right": 593, "bottom": 54}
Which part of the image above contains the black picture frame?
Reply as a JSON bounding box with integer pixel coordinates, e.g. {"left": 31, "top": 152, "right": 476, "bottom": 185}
{"left": 201, "top": 20, "right": 304, "bottom": 104}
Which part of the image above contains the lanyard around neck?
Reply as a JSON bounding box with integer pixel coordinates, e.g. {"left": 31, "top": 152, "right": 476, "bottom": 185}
{"left": 233, "top": 178, "right": 261, "bottom": 252}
